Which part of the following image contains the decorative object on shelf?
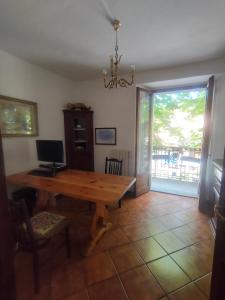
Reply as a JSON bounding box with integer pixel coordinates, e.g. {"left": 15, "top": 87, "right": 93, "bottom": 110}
{"left": 0, "top": 95, "right": 38, "bottom": 137}
{"left": 102, "top": 19, "right": 135, "bottom": 89}
{"left": 95, "top": 128, "right": 116, "bottom": 145}
{"left": 66, "top": 102, "right": 91, "bottom": 111}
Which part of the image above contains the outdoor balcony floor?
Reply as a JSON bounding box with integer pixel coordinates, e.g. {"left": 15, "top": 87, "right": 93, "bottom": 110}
{"left": 151, "top": 177, "right": 199, "bottom": 198}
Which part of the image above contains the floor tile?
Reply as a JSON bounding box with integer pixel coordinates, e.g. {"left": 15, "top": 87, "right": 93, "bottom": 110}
{"left": 147, "top": 256, "right": 190, "bottom": 293}
{"left": 122, "top": 223, "right": 152, "bottom": 241}
{"left": 51, "top": 263, "right": 85, "bottom": 300}
{"left": 62, "top": 290, "right": 89, "bottom": 300}
{"left": 143, "top": 219, "right": 167, "bottom": 235}
{"left": 120, "top": 265, "right": 165, "bottom": 300}
{"left": 112, "top": 211, "right": 142, "bottom": 226}
{"left": 93, "top": 228, "right": 130, "bottom": 253}
{"left": 15, "top": 250, "right": 52, "bottom": 300}
{"left": 194, "top": 238, "right": 215, "bottom": 258}
{"left": 83, "top": 252, "right": 116, "bottom": 286}
{"left": 109, "top": 243, "right": 144, "bottom": 273}
{"left": 17, "top": 283, "right": 50, "bottom": 300}
{"left": 188, "top": 219, "right": 212, "bottom": 236}
{"left": 175, "top": 208, "right": 207, "bottom": 223}
{"left": 15, "top": 191, "right": 213, "bottom": 300}
{"left": 157, "top": 214, "right": 184, "bottom": 230}
{"left": 88, "top": 276, "right": 127, "bottom": 300}
{"left": 134, "top": 237, "right": 167, "bottom": 262}
{"left": 172, "top": 220, "right": 213, "bottom": 246}
{"left": 171, "top": 243, "right": 213, "bottom": 280}
{"left": 153, "top": 231, "right": 186, "bottom": 253}
{"left": 172, "top": 224, "right": 200, "bottom": 245}
{"left": 169, "top": 282, "right": 207, "bottom": 300}
{"left": 195, "top": 273, "right": 211, "bottom": 297}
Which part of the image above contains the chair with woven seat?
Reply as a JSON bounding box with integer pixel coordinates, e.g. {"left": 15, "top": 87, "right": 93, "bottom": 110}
{"left": 10, "top": 199, "right": 71, "bottom": 293}
{"left": 105, "top": 157, "right": 123, "bottom": 207}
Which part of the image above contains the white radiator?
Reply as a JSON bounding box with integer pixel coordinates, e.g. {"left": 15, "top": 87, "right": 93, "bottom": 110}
{"left": 109, "top": 149, "right": 130, "bottom": 176}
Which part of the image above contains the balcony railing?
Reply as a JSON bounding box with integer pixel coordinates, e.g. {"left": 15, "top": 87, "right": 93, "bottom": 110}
{"left": 152, "top": 146, "right": 201, "bottom": 183}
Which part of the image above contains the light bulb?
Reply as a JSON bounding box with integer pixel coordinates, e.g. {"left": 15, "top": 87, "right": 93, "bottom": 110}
{"left": 130, "top": 64, "right": 135, "bottom": 71}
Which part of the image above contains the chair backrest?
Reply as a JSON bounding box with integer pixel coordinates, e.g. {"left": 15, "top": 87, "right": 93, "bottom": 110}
{"left": 12, "top": 187, "right": 37, "bottom": 217}
{"left": 105, "top": 157, "right": 123, "bottom": 176}
{"left": 10, "top": 199, "right": 36, "bottom": 250}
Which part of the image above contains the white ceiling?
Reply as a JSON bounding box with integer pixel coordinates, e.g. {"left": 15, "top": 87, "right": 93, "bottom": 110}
{"left": 0, "top": 0, "right": 225, "bottom": 81}
{"left": 144, "top": 75, "right": 210, "bottom": 89}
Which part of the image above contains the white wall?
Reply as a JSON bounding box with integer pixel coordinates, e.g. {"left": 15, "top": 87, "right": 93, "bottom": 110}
{"left": 1, "top": 48, "right": 225, "bottom": 180}
{"left": 210, "top": 74, "right": 225, "bottom": 159}
{"left": 63, "top": 80, "right": 136, "bottom": 174}
{"left": 0, "top": 50, "right": 75, "bottom": 175}
{"left": 69, "top": 57, "right": 225, "bottom": 176}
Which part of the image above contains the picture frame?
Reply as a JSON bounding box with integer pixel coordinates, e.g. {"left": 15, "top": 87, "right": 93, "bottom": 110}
{"left": 95, "top": 127, "right": 116, "bottom": 145}
{"left": 0, "top": 95, "right": 38, "bottom": 137}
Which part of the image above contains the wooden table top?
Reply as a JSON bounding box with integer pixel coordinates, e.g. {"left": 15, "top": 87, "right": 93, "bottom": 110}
{"left": 7, "top": 169, "right": 136, "bottom": 204}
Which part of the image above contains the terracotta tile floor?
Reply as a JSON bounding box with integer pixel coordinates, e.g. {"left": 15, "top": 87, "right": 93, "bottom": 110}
{"left": 15, "top": 191, "right": 214, "bottom": 300}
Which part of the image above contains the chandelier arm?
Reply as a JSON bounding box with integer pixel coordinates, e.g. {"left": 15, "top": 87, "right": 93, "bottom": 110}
{"left": 118, "top": 76, "right": 134, "bottom": 87}
{"left": 104, "top": 77, "right": 114, "bottom": 89}
{"left": 110, "top": 56, "right": 114, "bottom": 77}
{"left": 118, "top": 78, "right": 128, "bottom": 87}
{"left": 115, "top": 30, "right": 119, "bottom": 63}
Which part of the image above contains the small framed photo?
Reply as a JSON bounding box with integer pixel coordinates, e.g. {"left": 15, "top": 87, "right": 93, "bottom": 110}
{"left": 95, "top": 128, "right": 116, "bottom": 145}
{"left": 0, "top": 95, "right": 38, "bottom": 137}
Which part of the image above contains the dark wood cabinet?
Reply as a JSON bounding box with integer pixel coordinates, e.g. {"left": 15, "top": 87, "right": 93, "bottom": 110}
{"left": 210, "top": 159, "right": 223, "bottom": 236}
{"left": 63, "top": 110, "right": 94, "bottom": 171}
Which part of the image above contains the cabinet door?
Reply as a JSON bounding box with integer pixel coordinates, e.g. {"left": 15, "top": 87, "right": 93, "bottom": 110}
{"left": 64, "top": 111, "right": 75, "bottom": 167}
{"left": 210, "top": 149, "right": 225, "bottom": 299}
{"left": 64, "top": 111, "right": 94, "bottom": 171}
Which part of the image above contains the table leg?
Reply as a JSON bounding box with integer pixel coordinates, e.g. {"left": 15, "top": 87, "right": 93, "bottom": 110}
{"left": 36, "top": 190, "right": 56, "bottom": 210}
{"left": 85, "top": 203, "right": 112, "bottom": 256}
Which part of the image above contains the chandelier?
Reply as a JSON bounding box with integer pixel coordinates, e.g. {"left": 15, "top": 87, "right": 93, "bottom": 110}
{"left": 103, "top": 19, "right": 135, "bottom": 88}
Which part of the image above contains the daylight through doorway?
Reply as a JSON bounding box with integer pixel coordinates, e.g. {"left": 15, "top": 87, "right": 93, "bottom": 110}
{"left": 150, "top": 88, "right": 207, "bottom": 197}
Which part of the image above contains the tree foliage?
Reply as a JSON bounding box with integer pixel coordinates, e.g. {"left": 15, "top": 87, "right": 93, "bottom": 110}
{"left": 153, "top": 89, "right": 206, "bottom": 148}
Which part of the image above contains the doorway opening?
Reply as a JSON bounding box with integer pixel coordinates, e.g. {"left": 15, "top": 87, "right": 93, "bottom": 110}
{"left": 151, "top": 87, "right": 207, "bottom": 197}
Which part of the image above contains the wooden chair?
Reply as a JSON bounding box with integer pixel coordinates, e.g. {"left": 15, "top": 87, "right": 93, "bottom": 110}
{"left": 10, "top": 199, "right": 71, "bottom": 294}
{"left": 105, "top": 157, "right": 123, "bottom": 208}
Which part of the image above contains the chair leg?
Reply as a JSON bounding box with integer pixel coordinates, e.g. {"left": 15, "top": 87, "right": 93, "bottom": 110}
{"left": 32, "top": 251, "right": 40, "bottom": 294}
{"left": 65, "top": 226, "right": 71, "bottom": 258}
{"left": 119, "top": 199, "right": 122, "bottom": 208}
{"left": 89, "top": 201, "right": 92, "bottom": 211}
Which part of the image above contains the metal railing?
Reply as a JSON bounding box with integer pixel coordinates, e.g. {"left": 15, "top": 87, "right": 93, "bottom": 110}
{"left": 152, "top": 146, "right": 201, "bottom": 182}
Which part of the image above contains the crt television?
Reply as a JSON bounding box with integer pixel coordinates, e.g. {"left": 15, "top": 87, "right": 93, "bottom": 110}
{"left": 36, "top": 140, "right": 64, "bottom": 164}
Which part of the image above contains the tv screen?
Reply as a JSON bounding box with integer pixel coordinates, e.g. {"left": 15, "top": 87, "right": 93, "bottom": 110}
{"left": 36, "top": 140, "right": 63, "bottom": 163}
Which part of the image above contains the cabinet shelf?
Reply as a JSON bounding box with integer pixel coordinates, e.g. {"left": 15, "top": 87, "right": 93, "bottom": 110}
{"left": 74, "top": 140, "right": 87, "bottom": 143}
{"left": 73, "top": 128, "right": 86, "bottom": 131}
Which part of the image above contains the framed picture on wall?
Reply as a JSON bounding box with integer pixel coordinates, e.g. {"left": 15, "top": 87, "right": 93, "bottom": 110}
{"left": 95, "top": 127, "right": 116, "bottom": 145}
{"left": 0, "top": 95, "right": 38, "bottom": 137}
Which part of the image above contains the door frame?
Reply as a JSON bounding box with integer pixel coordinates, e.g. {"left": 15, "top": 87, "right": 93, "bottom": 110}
{"left": 0, "top": 130, "right": 16, "bottom": 299}
{"left": 135, "top": 82, "right": 212, "bottom": 199}
{"left": 199, "top": 76, "right": 215, "bottom": 213}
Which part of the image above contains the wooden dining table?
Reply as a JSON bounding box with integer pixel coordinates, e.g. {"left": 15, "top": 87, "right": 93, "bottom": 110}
{"left": 7, "top": 169, "right": 136, "bottom": 255}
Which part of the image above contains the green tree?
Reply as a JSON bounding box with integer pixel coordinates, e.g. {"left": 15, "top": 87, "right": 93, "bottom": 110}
{"left": 153, "top": 89, "right": 206, "bottom": 148}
